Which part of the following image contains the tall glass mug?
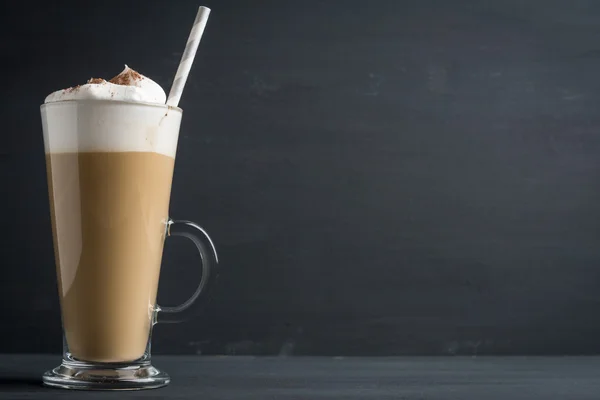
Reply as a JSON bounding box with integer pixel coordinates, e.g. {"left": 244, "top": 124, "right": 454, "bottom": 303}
{"left": 40, "top": 100, "right": 219, "bottom": 390}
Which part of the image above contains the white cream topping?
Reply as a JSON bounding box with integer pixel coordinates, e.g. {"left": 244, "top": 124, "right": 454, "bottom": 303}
{"left": 44, "top": 65, "right": 166, "bottom": 104}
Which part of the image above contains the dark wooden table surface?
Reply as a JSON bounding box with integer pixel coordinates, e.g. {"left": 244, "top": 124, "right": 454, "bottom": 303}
{"left": 1, "top": 355, "right": 599, "bottom": 399}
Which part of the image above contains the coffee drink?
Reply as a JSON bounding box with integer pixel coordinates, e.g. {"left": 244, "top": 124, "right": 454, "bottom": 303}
{"left": 42, "top": 13, "right": 219, "bottom": 388}
{"left": 42, "top": 87, "right": 182, "bottom": 362}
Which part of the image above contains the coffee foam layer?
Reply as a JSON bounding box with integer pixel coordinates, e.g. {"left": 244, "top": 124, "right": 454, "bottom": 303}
{"left": 41, "top": 101, "right": 182, "bottom": 158}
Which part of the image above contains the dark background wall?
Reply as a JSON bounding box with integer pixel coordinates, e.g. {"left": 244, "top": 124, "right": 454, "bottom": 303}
{"left": 3, "top": 0, "right": 600, "bottom": 356}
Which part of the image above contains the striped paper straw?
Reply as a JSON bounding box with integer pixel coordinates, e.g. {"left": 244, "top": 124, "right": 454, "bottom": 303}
{"left": 166, "top": 6, "right": 211, "bottom": 107}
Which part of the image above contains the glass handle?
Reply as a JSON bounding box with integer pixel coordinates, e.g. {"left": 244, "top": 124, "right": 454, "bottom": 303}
{"left": 155, "top": 219, "right": 219, "bottom": 324}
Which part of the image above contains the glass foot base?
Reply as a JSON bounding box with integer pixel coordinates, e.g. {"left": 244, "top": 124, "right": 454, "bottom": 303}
{"left": 42, "top": 359, "right": 169, "bottom": 390}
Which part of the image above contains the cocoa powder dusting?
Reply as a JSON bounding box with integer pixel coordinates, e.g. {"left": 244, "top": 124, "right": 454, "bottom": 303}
{"left": 64, "top": 85, "right": 81, "bottom": 93}
{"left": 87, "top": 78, "right": 106, "bottom": 84}
{"left": 109, "top": 68, "right": 143, "bottom": 86}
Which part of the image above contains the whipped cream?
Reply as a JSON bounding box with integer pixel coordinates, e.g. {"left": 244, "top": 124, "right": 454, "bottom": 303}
{"left": 44, "top": 66, "right": 166, "bottom": 104}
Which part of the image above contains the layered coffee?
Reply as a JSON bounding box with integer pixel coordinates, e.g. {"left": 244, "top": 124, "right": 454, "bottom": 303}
{"left": 42, "top": 67, "right": 182, "bottom": 363}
